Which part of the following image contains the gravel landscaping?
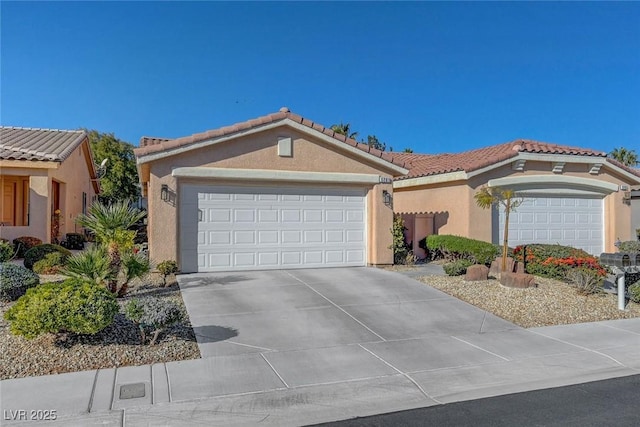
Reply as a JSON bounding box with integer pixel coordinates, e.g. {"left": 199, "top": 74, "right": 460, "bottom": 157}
{"left": 0, "top": 273, "right": 200, "bottom": 380}
{"left": 417, "top": 273, "right": 640, "bottom": 328}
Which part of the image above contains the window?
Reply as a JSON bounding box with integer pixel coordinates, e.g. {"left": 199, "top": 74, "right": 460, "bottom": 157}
{"left": 1, "top": 176, "right": 29, "bottom": 226}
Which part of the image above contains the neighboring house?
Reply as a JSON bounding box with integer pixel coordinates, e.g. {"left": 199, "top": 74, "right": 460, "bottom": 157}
{"left": 393, "top": 140, "right": 640, "bottom": 257}
{"left": 134, "top": 108, "right": 408, "bottom": 273}
{"left": 0, "top": 127, "right": 99, "bottom": 244}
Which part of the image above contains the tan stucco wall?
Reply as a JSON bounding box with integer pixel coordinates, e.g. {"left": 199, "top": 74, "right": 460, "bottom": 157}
{"left": 0, "top": 142, "right": 96, "bottom": 244}
{"left": 141, "top": 127, "right": 398, "bottom": 268}
{"left": 395, "top": 160, "right": 638, "bottom": 253}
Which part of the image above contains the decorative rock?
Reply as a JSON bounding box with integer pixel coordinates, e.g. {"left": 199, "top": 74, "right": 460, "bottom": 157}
{"left": 500, "top": 272, "right": 537, "bottom": 288}
{"left": 490, "top": 257, "right": 525, "bottom": 276}
{"left": 465, "top": 264, "right": 489, "bottom": 281}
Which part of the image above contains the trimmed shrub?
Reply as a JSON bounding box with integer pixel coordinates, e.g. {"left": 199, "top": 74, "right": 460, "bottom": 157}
{"left": 61, "top": 245, "right": 113, "bottom": 287}
{"left": 618, "top": 241, "right": 640, "bottom": 253}
{"left": 0, "top": 241, "right": 14, "bottom": 262}
{"left": 157, "top": 260, "right": 179, "bottom": 286}
{"left": 62, "top": 233, "right": 86, "bottom": 250}
{"left": 23, "top": 244, "right": 72, "bottom": 270}
{"left": 4, "top": 279, "right": 118, "bottom": 339}
{"left": 0, "top": 263, "right": 40, "bottom": 301}
{"left": 124, "top": 297, "right": 184, "bottom": 345}
{"left": 33, "top": 252, "right": 68, "bottom": 275}
{"left": 513, "top": 244, "right": 606, "bottom": 280}
{"left": 629, "top": 281, "right": 640, "bottom": 304}
{"left": 425, "top": 235, "right": 500, "bottom": 265}
{"left": 12, "top": 236, "right": 42, "bottom": 258}
{"left": 443, "top": 259, "right": 473, "bottom": 276}
{"left": 565, "top": 267, "right": 605, "bottom": 296}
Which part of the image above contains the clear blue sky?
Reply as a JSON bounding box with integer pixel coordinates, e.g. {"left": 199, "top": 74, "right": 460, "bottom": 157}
{"left": 2, "top": 1, "right": 639, "bottom": 155}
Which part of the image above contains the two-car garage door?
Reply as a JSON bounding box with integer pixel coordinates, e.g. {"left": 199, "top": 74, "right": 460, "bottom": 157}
{"left": 180, "top": 185, "right": 366, "bottom": 272}
{"left": 499, "top": 196, "right": 604, "bottom": 255}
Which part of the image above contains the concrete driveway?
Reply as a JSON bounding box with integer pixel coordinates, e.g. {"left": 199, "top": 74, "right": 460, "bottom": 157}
{"left": 178, "top": 267, "right": 519, "bottom": 359}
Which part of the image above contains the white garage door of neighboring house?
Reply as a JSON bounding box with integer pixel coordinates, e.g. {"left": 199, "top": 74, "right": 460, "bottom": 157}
{"left": 180, "top": 185, "right": 366, "bottom": 272}
{"left": 498, "top": 196, "right": 604, "bottom": 255}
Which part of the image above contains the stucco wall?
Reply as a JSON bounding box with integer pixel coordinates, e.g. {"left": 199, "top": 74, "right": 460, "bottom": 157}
{"left": 142, "top": 127, "right": 398, "bottom": 267}
{"left": 394, "top": 160, "right": 638, "bottom": 253}
{"left": 49, "top": 142, "right": 97, "bottom": 238}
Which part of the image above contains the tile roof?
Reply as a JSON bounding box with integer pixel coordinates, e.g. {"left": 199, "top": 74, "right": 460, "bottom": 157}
{"left": 136, "top": 107, "right": 408, "bottom": 168}
{"left": 396, "top": 139, "right": 609, "bottom": 180}
{"left": 0, "top": 126, "right": 88, "bottom": 161}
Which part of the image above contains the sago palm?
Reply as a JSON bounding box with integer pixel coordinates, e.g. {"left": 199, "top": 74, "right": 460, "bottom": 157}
{"left": 77, "top": 201, "right": 146, "bottom": 294}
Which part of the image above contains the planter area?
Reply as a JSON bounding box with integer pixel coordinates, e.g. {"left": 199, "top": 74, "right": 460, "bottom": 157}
{"left": 0, "top": 273, "right": 200, "bottom": 380}
{"left": 417, "top": 274, "right": 640, "bottom": 328}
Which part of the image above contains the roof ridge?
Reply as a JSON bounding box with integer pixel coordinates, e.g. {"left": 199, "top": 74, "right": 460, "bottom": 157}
{"left": 0, "top": 125, "right": 84, "bottom": 134}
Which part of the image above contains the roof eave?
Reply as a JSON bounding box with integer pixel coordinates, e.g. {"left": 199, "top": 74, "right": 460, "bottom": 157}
{"left": 135, "top": 118, "right": 408, "bottom": 176}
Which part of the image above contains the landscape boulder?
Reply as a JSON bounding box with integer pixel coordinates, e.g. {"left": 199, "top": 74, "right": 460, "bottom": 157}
{"left": 489, "top": 257, "right": 525, "bottom": 277}
{"left": 500, "top": 272, "right": 536, "bottom": 288}
{"left": 465, "top": 264, "right": 489, "bottom": 281}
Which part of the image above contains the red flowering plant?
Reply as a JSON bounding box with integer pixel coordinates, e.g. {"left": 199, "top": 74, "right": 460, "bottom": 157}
{"left": 513, "top": 244, "right": 607, "bottom": 280}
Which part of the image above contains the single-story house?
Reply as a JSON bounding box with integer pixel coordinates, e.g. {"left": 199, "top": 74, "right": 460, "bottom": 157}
{"left": 134, "top": 108, "right": 408, "bottom": 273}
{"left": 393, "top": 140, "right": 640, "bottom": 257}
{"left": 0, "top": 127, "right": 99, "bottom": 244}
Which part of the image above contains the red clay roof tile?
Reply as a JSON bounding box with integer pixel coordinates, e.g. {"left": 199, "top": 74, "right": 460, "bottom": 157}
{"left": 135, "top": 109, "right": 407, "bottom": 168}
{"left": 395, "top": 139, "right": 610, "bottom": 180}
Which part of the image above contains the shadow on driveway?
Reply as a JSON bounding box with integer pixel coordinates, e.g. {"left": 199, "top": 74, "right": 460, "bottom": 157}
{"left": 178, "top": 274, "right": 251, "bottom": 289}
{"left": 192, "top": 325, "right": 239, "bottom": 343}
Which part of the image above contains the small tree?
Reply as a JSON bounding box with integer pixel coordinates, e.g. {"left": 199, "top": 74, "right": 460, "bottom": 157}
{"left": 390, "top": 215, "right": 409, "bottom": 264}
{"left": 474, "top": 187, "right": 524, "bottom": 272}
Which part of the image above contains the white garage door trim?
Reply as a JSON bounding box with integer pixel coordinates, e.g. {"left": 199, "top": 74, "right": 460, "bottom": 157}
{"left": 497, "top": 195, "right": 604, "bottom": 255}
{"left": 179, "top": 184, "right": 367, "bottom": 272}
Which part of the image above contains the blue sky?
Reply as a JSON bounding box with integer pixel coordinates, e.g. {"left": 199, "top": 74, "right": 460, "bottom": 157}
{"left": 2, "top": 1, "right": 639, "bottom": 154}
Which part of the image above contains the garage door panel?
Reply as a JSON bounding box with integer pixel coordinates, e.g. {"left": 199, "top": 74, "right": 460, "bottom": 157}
{"left": 499, "top": 196, "right": 603, "bottom": 255}
{"left": 181, "top": 185, "right": 366, "bottom": 272}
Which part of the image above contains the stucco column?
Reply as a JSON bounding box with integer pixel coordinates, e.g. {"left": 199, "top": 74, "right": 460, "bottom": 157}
{"left": 30, "top": 175, "right": 50, "bottom": 243}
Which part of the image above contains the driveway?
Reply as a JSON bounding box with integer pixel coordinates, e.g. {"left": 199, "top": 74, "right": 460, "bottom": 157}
{"left": 178, "top": 267, "right": 519, "bottom": 359}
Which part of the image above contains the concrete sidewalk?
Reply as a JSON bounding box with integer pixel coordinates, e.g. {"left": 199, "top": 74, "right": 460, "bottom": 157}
{"left": 1, "top": 269, "right": 639, "bottom": 426}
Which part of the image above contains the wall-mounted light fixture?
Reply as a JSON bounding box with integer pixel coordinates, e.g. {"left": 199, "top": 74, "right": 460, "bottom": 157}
{"left": 623, "top": 191, "right": 631, "bottom": 205}
{"left": 161, "top": 184, "right": 169, "bottom": 202}
{"left": 382, "top": 190, "right": 393, "bottom": 208}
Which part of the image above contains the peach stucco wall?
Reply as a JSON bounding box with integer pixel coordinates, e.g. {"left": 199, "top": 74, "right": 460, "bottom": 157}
{"left": 394, "top": 160, "right": 638, "bottom": 253}
{"left": 0, "top": 142, "right": 97, "bottom": 244}
{"left": 141, "top": 126, "right": 398, "bottom": 267}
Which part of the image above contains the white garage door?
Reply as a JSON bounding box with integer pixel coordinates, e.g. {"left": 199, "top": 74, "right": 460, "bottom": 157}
{"left": 180, "top": 185, "right": 366, "bottom": 272}
{"left": 499, "top": 196, "right": 604, "bottom": 255}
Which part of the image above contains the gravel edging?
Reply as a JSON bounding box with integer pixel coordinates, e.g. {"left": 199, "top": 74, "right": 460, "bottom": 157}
{"left": 418, "top": 274, "right": 640, "bottom": 328}
{"left": 0, "top": 274, "right": 201, "bottom": 380}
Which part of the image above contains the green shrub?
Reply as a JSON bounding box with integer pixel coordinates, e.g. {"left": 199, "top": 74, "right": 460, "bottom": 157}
{"left": 23, "top": 244, "right": 72, "bottom": 270}
{"left": 157, "top": 260, "right": 179, "bottom": 286}
{"left": 619, "top": 241, "right": 640, "bottom": 253}
{"left": 124, "top": 297, "right": 184, "bottom": 345}
{"left": 62, "top": 233, "right": 86, "bottom": 250}
{"left": 390, "top": 215, "right": 410, "bottom": 264}
{"left": 425, "top": 235, "right": 500, "bottom": 265}
{"left": 61, "top": 245, "right": 113, "bottom": 287}
{"left": 629, "top": 281, "right": 640, "bottom": 304}
{"left": 513, "top": 244, "right": 605, "bottom": 280}
{"left": 0, "top": 263, "right": 40, "bottom": 301}
{"left": 565, "top": 267, "right": 604, "bottom": 296}
{"left": 12, "top": 236, "right": 43, "bottom": 258}
{"left": 443, "top": 259, "right": 473, "bottom": 276}
{"left": 33, "top": 252, "right": 68, "bottom": 275}
{"left": 4, "top": 279, "right": 118, "bottom": 339}
{"left": 0, "top": 241, "right": 14, "bottom": 262}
